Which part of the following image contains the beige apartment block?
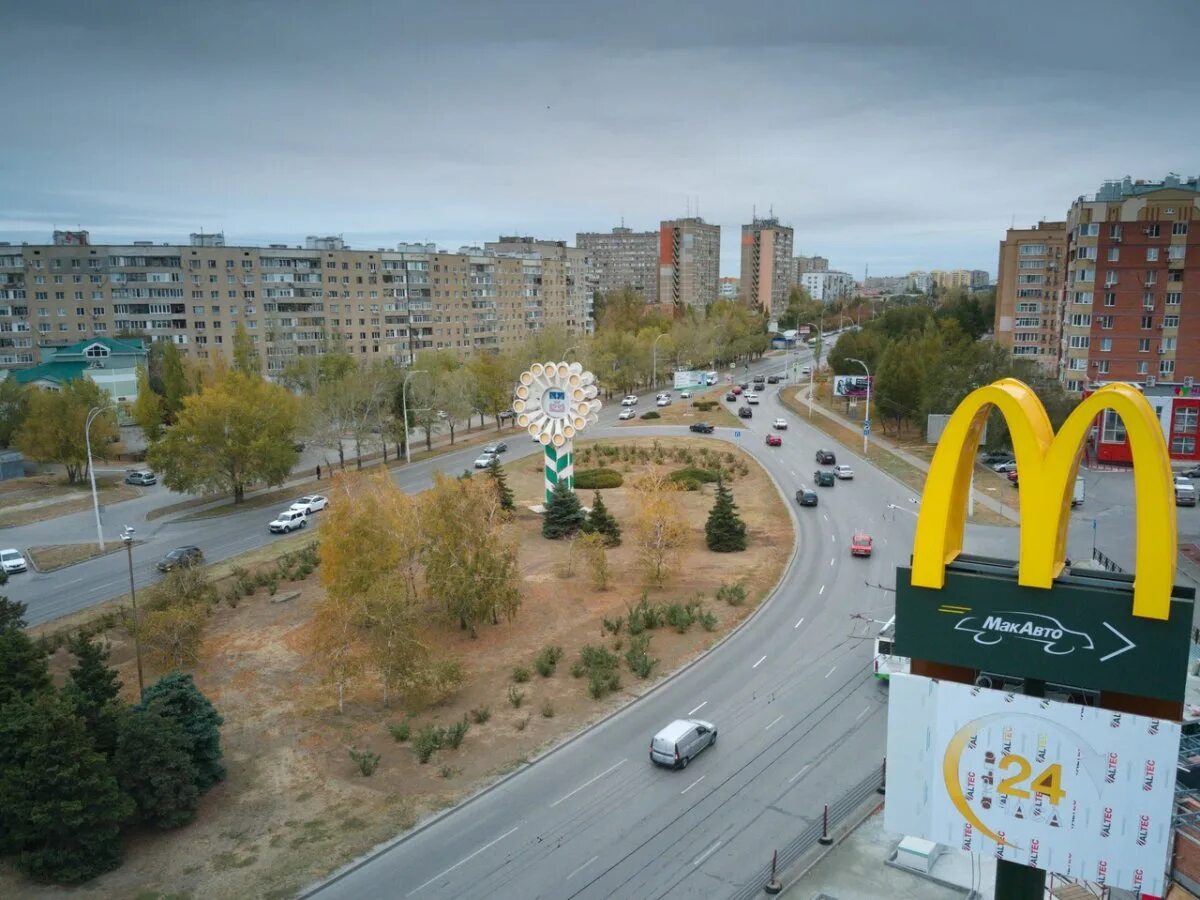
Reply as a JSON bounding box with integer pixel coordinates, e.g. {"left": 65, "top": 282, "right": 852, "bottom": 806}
{"left": 931, "top": 269, "right": 990, "bottom": 290}
{"left": 994, "top": 221, "right": 1067, "bottom": 374}
{"left": 576, "top": 226, "right": 658, "bottom": 304}
{"left": 658, "top": 217, "right": 720, "bottom": 313}
{"left": 485, "top": 236, "right": 597, "bottom": 334}
{"left": 739, "top": 217, "right": 794, "bottom": 320}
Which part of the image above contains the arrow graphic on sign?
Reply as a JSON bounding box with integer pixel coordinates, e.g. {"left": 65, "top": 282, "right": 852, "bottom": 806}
{"left": 1099, "top": 621, "right": 1136, "bottom": 662}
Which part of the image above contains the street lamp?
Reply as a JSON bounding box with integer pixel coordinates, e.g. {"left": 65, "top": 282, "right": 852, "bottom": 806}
{"left": 86, "top": 404, "right": 118, "bottom": 551}
{"left": 401, "top": 369, "right": 429, "bottom": 466}
{"left": 120, "top": 525, "right": 145, "bottom": 698}
{"left": 795, "top": 321, "right": 823, "bottom": 418}
{"left": 846, "top": 357, "right": 871, "bottom": 456}
{"left": 651, "top": 332, "right": 668, "bottom": 391}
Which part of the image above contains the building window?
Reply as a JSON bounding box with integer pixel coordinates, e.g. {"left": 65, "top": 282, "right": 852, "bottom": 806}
{"left": 1098, "top": 315, "right": 1114, "bottom": 329}
{"left": 1101, "top": 409, "right": 1126, "bottom": 443}
{"left": 1164, "top": 315, "right": 1180, "bottom": 328}
{"left": 1167, "top": 292, "right": 1181, "bottom": 306}
{"left": 1172, "top": 436, "right": 1197, "bottom": 455}
{"left": 1107, "top": 248, "right": 1120, "bottom": 261}
{"left": 1160, "top": 359, "right": 1175, "bottom": 375}
{"left": 1066, "top": 379, "right": 1083, "bottom": 392}
{"left": 1136, "top": 337, "right": 1152, "bottom": 352}
{"left": 1069, "top": 313, "right": 1092, "bottom": 327}
{"left": 1141, "top": 315, "right": 1153, "bottom": 329}
{"left": 1162, "top": 337, "right": 1177, "bottom": 352}
{"left": 1069, "top": 336, "right": 1090, "bottom": 349}
{"left": 1173, "top": 222, "right": 1189, "bottom": 236}
{"left": 1103, "top": 271, "right": 1116, "bottom": 286}
{"left": 1137, "top": 361, "right": 1149, "bottom": 375}
{"left": 1019, "top": 244, "right": 1046, "bottom": 256}
{"left": 1104, "top": 292, "right": 1116, "bottom": 307}
{"left": 1143, "top": 292, "right": 1156, "bottom": 310}
{"left": 1168, "top": 245, "right": 1186, "bottom": 260}
{"left": 1147, "top": 248, "right": 1159, "bottom": 262}
{"left": 1146, "top": 224, "right": 1161, "bottom": 238}
{"left": 1110, "top": 224, "right": 1122, "bottom": 239}
{"left": 1073, "top": 291, "right": 1093, "bottom": 305}
{"left": 1100, "top": 338, "right": 1112, "bottom": 352}
{"left": 1097, "top": 360, "right": 1110, "bottom": 374}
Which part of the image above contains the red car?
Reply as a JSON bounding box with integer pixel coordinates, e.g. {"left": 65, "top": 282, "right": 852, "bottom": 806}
{"left": 1007, "top": 469, "right": 1018, "bottom": 486}
{"left": 850, "top": 533, "right": 873, "bottom": 557}
{"left": 732, "top": 385, "right": 743, "bottom": 395}
{"left": 765, "top": 434, "right": 782, "bottom": 447}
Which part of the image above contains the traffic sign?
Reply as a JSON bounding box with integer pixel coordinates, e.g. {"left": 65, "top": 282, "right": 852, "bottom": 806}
{"left": 733, "top": 430, "right": 742, "bottom": 439}
{"left": 863, "top": 421, "right": 871, "bottom": 436}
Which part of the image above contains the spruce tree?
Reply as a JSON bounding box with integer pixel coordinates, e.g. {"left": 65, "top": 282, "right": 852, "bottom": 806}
{"left": 581, "top": 491, "right": 621, "bottom": 546}
{"left": 114, "top": 703, "right": 200, "bottom": 830}
{"left": 0, "top": 691, "right": 133, "bottom": 882}
{"left": 138, "top": 672, "right": 225, "bottom": 794}
{"left": 705, "top": 478, "right": 747, "bottom": 552}
{"left": 63, "top": 634, "right": 123, "bottom": 759}
{"left": 542, "top": 478, "right": 585, "bottom": 539}
{"left": 0, "top": 597, "right": 50, "bottom": 708}
{"left": 487, "top": 455, "right": 515, "bottom": 512}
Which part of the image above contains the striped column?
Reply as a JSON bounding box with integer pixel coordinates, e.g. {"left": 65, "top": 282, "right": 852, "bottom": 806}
{"left": 543, "top": 440, "right": 573, "bottom": 505}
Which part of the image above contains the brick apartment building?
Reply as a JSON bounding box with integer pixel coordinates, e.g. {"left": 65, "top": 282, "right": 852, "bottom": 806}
{"left": 658, "top": 217, "right": 720, "bottom": 313}
{"left": 739, "top": 216, "right": 794, "bottom": 321}
{"left": 994, "top": 221, "right": 1067, "bottom": 373}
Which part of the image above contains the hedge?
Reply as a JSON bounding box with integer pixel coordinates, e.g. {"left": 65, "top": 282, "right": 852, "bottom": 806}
{"left": 573, "top": 468, "right": 624, "bottom": 489}
{"left": 668, "top": 467, "right": 721, "bottom": 490}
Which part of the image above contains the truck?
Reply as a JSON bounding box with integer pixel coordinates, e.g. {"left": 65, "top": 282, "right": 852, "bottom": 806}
{"left": 1072, "top": 475, "right": 1085, "bottom": 506}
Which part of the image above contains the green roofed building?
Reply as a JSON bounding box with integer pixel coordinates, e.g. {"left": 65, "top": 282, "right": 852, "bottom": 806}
{"left": 8, "top": 337, "right": 147, "bottom": 403}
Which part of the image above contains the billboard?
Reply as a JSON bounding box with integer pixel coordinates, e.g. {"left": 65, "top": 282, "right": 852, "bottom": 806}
{"left": 833, "top": 375, "right": 872, "bottom": 398}
{"left": 885, "top": 674, "right": 1179, "bottom": 894}
{"left": 673, "top": 370, "right": 706, "bottom": 390}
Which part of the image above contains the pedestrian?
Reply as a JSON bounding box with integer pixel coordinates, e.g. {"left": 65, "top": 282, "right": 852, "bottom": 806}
{"left": 316, "top": 464, "right": 321, "bottom": 481}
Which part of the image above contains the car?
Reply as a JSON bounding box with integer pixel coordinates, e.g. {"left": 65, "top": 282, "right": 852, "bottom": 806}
{"left": 767, "top": 374, "right": 781, "bottom": 384}
{"left": 482, "top": 442, "right": 508, "bottom": 454}
{"left": 795, "top": 488, "right": 818, "bottom": 507}
{"left": 1175, "top": 474, "right": 1193, "bottom": 486}
{"left": 739, "top": 382, "right": 750, "bottom": 390}
{"left": 1007, "top": 469, "right": 1019, "bottom": 485}
{"left": 125, "top": 469, "right": 157, "bottom": 486}
{"left": 680, "top": 390, "right": 692, "bottom": 399}
{"left": 815, "top": 449, "right": 837, "bottom": 465}
{"left": 1177, "top": 483, "right": 1197, "bottom": 507}
{"left": 731, "top": 385, "right": 743, "bottom": 395}
{"left": 621, "top": 395, "right": 638, "bottom": 407}
{"left": 800, "top": 366, "right": 811, "bottom": 376}
{"left": 738, "top": 406, "right": 753, "bottom": 419}
{"left": 474, "top": 452, "right": 500, "bottom": 468}
{"left": 1181, "top": 466, "right": 1200, "bottom": 479}
{"left": 649, "top": 718, "right": 717, "bottom": 769}
{"left": 850, "top": 533, "right": 873, "bottom": 557}
{"left": 0, "top": 548, "right": 27, "bottom": 574}
{"left": 289, "top": 494, "right": 329, "bottom": 515}
{"left": 765, "top": 434, "right": 782, "bottom": 447}
{"left": 814, "top": 469, "right": 836, "bottom": 487}
{"left": 981, "top": 450, "right": 1012, "bottom": 465}
{"left": 752, "top": 376, "right": 765, "bottom": 386}
{"left": 745, "top": 393, "right": 760, "bottom": 405}
{"left": 772, "top": 418, "right": 788, "bottom": 430}
{"left": 656, "top": 397, "right": 672, "bottom": 407}
{"left": 689, "top": 422, "right": 714, "bottom": 434}
{"left": 725, "top": 392, "right": 737, "bottom": 402}
{"left": 269, "top": 509, "right": 309, "bottom": 533}
{"left": 833, "top": 465, "right": 854, "bottom": 480}
{"left": 618, "top": 408, "right": 636, "bottom": 420}
{"left": 992, "top": 459, "right": 1018, "bottom": 473}
{"left": 157, "top": 546, "right": 204, "bottom": 572}
{"left": 656, "top": 392, "right": 671, "bottom": 401}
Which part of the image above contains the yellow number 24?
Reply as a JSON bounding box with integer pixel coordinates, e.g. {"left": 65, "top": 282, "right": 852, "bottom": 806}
{"left": 996, "top": 754, "right": 1066, "bottom": 806}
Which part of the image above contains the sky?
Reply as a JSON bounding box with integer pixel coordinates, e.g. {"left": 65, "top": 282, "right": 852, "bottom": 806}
{"left": 2, "top": 0, "right": 1198, "bottom": 279}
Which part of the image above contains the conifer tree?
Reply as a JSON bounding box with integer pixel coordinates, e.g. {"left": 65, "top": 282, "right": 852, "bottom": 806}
{"left": 62, "top": 634, "right": 123, "bottom": 759}
{"left": 0, "top": 597, "right": 49, "bottom": 708}
{"left": 581, "top": 491, "right": 621, "bottom": 546}
{"left": 705, "top": 478, "right": 747, "bottom": 552}
{"left": 487, "top": 455, "right": 515, "bottom": 512}
{"left": 114, "top": 703, "right": 200, "bottom": 830}
{"left": 137, "top": 672, "right": 225, "bottom": 794}
{"left": 542, "top": 478, "right": 585, "bottom": 539}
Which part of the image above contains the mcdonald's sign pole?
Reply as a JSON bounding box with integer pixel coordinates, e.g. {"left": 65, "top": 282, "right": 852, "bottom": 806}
{"left": 885, "top": 379, "right": 1191, "bottom": 900}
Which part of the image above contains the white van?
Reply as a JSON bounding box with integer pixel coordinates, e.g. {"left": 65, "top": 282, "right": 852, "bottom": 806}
{"left": 649, "top": 718, "right": 717, "bottom": 769}
{"left": 705, "top": 371, "right": 718, "bottom": 386}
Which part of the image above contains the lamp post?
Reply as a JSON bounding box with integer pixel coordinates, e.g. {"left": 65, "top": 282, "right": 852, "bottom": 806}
{"left": 86, "top": 404, "right": 117, "bottom": 551}
{"left": 651, "top": 332, "right": 668, "bottom": 391}
{"left": 401, "top": 369, "right": 428, "bottom": 466}
{"left": 846, "top": 357, "right": 871, "bottom": 455}
{"left": 795, "top": 321, "right": 822, "bottom": 418}
{"left": 120, "top": 526, "right": 144, "bottom": 698}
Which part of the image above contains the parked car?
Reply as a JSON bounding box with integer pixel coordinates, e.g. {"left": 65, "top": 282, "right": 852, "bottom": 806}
{"left": 656, "top": 396, "right": 672, "bottom": 407}
{"left": 981, "top": 450, "right": 1012, "bottom": 465}
{"left": 725, "top": 392, "right": 737, "bottom": 402}
{"left": 680, "top": 390, "right": 692, "bottom": 399}
{"left": 745, "top": 393, "right": 760, "bottom": 405}
{"left": 795, "top": 487, "right": 818, "bottom": 507}
{"left": 689, "top": 422, "right": 715, "bottom": 434}
{"left": 125, "top": 469, "right": 157, "bottom": 486}
{"left": 157, "top": 546, "right": 204, "bottom": 572}
{"left": 850, "top": 533, "right": 874, "bottom": 557}
{"left": 815, "top": 449, "right": 837, "bottom": 465}
{"left": 649, "top": 718, "right": 717, "bottom": 769}
{"left": 833, "top": 465, "right": 854, "bottom": 480}
{"left": 498, "top": 410, "right": 516, "bottom": 423}
{"left": 621, "top": 395, "right": 639, "bottom": 407}
{"left": 474, "top": 452, "right": 500, "bottom": 468}
{"left": 618, "top": 408, "right": 636, "bottom": 420}
{"left": 992, "top": 459, "right": 1018, "bottom": 473}
{"left": 814, "top": 469, "right": 836, "bottom": 487}
{"left": 738, "top": 406, "right": 753, "bottom": 419}
{"left": 289, "top": 494, "right": 329, "bottom": 515}
{"left": 483, "top": 442, "right": 508, "bottom": 454}
{"left": 1177, "top": 482, "right": 1197, "bottom": 507}
{"left": 1181, "top": 466, "right": 1200, "bottom": 479}
{"left": 772, "top": 418, "right": 788, "bottom": 430}
{"left": 767, "top": 374, "right": 781, "bottom": 384}
{"left": 765, "top": 434, "right": 782, "bottom": 447}
{"left": 0, "top": 548, "right": 27, "bottom": 574}
{"left": 269, "top": 509, "right": 309, "bottom": 533}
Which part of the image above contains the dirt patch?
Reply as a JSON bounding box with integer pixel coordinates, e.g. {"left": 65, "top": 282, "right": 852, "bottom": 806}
{"left": 27, "top": 541, "right": 134, "bottom": 573}
{"left": 0, "top": 477, "right": 141, "bottom": 529}
{"left": 619, "top": 385, "right": 743, "bottom": 429}
{"left": 1, "top": 437, "right": 791, "bottom": 899}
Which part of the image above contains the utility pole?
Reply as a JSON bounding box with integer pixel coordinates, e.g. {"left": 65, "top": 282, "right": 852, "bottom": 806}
{"left": 120, "top": 526, "right": 145, "bottom": 698}
{"left": 401, "top": 369, "right": 428, "bottom": 465}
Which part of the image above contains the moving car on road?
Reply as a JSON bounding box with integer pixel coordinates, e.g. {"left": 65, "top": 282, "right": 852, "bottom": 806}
{"left": 795, "top": 487, "right": 818, "bottom": 507}
{"left": 765, "top": 434, "right": 782, "bottom": 447}
{"left": 680, "top": 390, "right": 692, "bottom": 399}
{"left": 483, "top": 442, "right": 507, "bottom": 454}
{"left": 689, "top": 422, "right": 715, "bottom": 434}
{"left": 289, "top": 495, "right": 329, "bottom": 515}
{"left": 814, "top": 469, "right": 835, "bottom": 487}
{"left": 649, "top": 718, "right": 717, "bottom": 769}
{"left": 738, "top": 406, "right": 753, "bottom": 419}
{"left": 731, "top": 385, "right": 743, "bottom": 395}
{"left": 269, "top": 509, "right": 309, "bottom": 533}
{"left": 815, "top": 449, "right": 836, "bottom": 465}
{"left": 833, "top": 465, "right": 854, "bottom": 480}
{"left": 0, "top": 548, "right": 27, "bottom": 574}
{"left": 125, "top": 469, "right": 157, "bottom": 486}
{"left": 474, "top": 452, "right": 500, "bottom": 468}
{"left": 725, "top": 392, "right": 737, "bottom": 402}
{"left": 157, "top": 546, "right": 204, "bottom": 572}
{"left": 745, "top": 393, "right": 759, "bottom": 405}
{"left": 772, "top": 418, "right": 788, "bottom": 430}
{"left": 767, "top": 374, "right": 781, "bottom": 384}
{"left": 656, "top": 396, "right": 672, "bottom": 407}
{"left": 618, "top": 408, "right": 636, "bottom": 420}
{"left": 851, "top": 533, "right": 874, "bottom": 557}
{"left": 621, "top": 395, "right": 638, "bottom": 407}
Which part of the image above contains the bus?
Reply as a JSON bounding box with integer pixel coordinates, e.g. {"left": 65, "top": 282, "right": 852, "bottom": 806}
{"left": 872, "top": 615, "right": 910, "bottom": 681}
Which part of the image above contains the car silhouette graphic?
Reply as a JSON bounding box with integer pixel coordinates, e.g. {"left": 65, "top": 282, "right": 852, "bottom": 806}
{"left": 953, "top": 612, "right": 1094, "bottom": 656}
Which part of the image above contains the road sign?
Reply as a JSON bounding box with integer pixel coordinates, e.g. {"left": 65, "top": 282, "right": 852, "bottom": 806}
{"left": 893, "top": 562, "right": 1194, "bottom": 703}
{"left": 733, "top": 430, "right": 742, "bottom": 439}
{"left": 863, "top": 420, "right": 871, "bottom": 436}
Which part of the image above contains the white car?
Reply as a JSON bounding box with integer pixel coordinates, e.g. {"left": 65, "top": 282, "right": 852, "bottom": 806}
{"left": 800, "top": 366, "right": 811, "bottom": 376}
{"left": 992, "top": 460, "right": 1017, "bottom": 473}
{"left": 618, "top": 408, "right": 636, "bottom": 420}
{"left": 0, "top": 548, "right": 27, "bottom": 574}
{"left": 621, "top": 395, "right": 639, "bottom": 407}
{"left": 656, "top": 397, "right": 671, "bottom": 407}
{"left": 680, "top": 390, "right": 692, "bottom": 399}
{"left": 474, "top": 452, "right": 500, "bottom": 468}
{"left": 269, "top": 509, "right": 309, "bottom": 533}
{"left": 833, "top": 465, "right": 855, "bottom": 480}
{"left": 289, "top": 494, "right": 329, "bottom": 515}
{"left": 745, "top": 393, "right": 760, "bottom": 405}
{"left": 772, "top": 418, "right": 788, "bottom": 430}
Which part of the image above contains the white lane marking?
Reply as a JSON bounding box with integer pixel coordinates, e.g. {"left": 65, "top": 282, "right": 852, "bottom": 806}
{"left": 856, "top": 706, "right": 871, "bottom": 723}
{"left": 818, "top": 585, "right": 825, "bottom": 595}
{"left": 831, "top": 534, "right": 836, "bottom": 542}
{"left": 788, "top": 764, "right": 811, "bottom": 784}
{"left": 752, "top": 655, "right": 767, "bottom": 669}
{"left": 823, "top": 513, "right": 829, "bottom": 521}
{"left": 688, "top": 701, "right": 708, "bottom": 715}
{"left": 549, "top": 759, "right": 627, "bottom": 808}
{"left": 793, "top": 617, "right": 804, "bottom": 629}
{"left": 829, "top": 556, "right": 835, "bottom": 566}
{"left": 681, "top": 775, "right": 706, "bottom": 795}
{"left": 790, "top": 470, "right": 797, "bottom": 478}
{"left": 825, "top": 666, "right": 837, "bottom": 679}
{"left": 567, "top": 856, "right": 599, "bottom": 880}
{"left": 407, "top": 826, "right": 520, "bottom": 895}
{"left": 693, "top": 839, "right": 723, "bottom": 866}
{"left": 765, "top": 715, "right": 783, "bottom": 731}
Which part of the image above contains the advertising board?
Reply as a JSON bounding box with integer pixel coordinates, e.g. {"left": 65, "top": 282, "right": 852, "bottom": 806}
{"left": 833, "top": 375, "right": 872, "bottom": 398}
{"left": 885, "top": 674, "right": 1179, "bottom": 894}
{"left": 673, "top": 370, "right": 706, "bottom": 390}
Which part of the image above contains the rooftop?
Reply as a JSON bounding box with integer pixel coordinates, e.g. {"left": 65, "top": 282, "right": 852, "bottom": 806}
{"left": 1093, "top": 173, "right": 1200, "bottom": 201}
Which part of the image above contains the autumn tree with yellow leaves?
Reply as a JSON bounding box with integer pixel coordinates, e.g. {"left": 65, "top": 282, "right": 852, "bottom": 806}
{"left": 629, "top": 474, "right": 688, "bottom": 588}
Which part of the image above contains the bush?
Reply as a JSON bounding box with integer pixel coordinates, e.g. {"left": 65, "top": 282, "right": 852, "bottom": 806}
{"left": 588, "top": 670, "right": 621, "bottom": 699}
{"left": 446, "top": 718, "right": 469, "bottom": 749}
{"left": 534, "top": 645, "right": 564, "bottom": 677}
{"left": 578, "top": 644, "right": 621, "bottom": 699}
{"left": 639, "top": 411, "right": 661, "bottom": 420}
{"left": 570, "top": 661, "right": 586, "bottom": 678}
{"left": 413, "top": 725, "right": 446, "bottom": 764}
{"left": 515, "top": 715, "right": 530, "bottom": 731}
{"left": 439, "top": 764, "right": 459, "bottom": 779}
{"left": 625, "top": 633, "right": 658, "bottom": 679}
{"left": 665, "top": 602, "right": 697, "bottom": 633}
{"left": 511, "top": 665, "right": 531, "bottom": 683}
{"left": 573, "top": 468, "right": 624, "bottom": 490}
{"left": 717, "top": 581, "right": 747, "bottom": 606}
{"left": 507, "top": 685, "right": 526, "bottom": 708}
{"left": 669, "top": 467, "right": 720, "bottom": 488}
{"left": 470, "top": 706, "right": 491, "bottom": 724}
{"left": 601, "top": 615, "right": 623, "bottom": 635}
{"left": 388, "top": 721, "right": 411, "bottom": 742}
{"left": 349, "top": 747, "right": 381, "bottom": 777}
{"left": 541, "top": 700, "right": 556, "bottom": 718}
{"left": 692, "top": 400, "right": 716, "bottom": 411}
{"left": 698, "top": 609, "right": 719, "bottom": 631}
{"left": 627, "top": 595, "right": 665, "bottom": 633}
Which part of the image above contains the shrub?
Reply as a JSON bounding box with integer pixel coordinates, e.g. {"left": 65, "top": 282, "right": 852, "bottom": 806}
{"left": 692, "top": 400, "right": 716, "bottom": 411}
{"left": 541, "top": 700, "right": 555, "bottom": 718}
{"left": 570, "top": 661, "right": 586, "bottom": 678}
{"left": 470, "top": 706, "right": 491, "bottom": 724}
{"left": 698, "top": 609, "right": 719, "bottom": 631}
{"left": 543, "top": 478, "right": 586, "bottom": 539}
{"left": 625, "top": 633, "right": 658, "bottom": 679}
{"left": 507, "top": 685, "right": 526, "bottom": 708}
{"left": 349, "top": 748, "right": 380, "bottom": 777}
{"left": 515, "top": 715, "right": 530, "bottom": 731}
{"left": 578, "top": 644, "right": 621, "bottom": 699}
{"left": 601, "top": 615, "right": 623, "bottom": 635}
{"left": 511, "top": 665, "right": 531, "bottom": 684}
{"left": 717, "top": 581, "right": 747, "bottom": 606}
{"left": 439, "top": 765, "right": 459, "bottom": 779}
{"left": 388, "top": 721, "right": 411, "bottom": 742}
{"left": 534, "top": 645, "right": 564, "bottom": 677}
{"left": 627, "top": 595, "right": 665, "bottom": 633}
{"left": 446, "top": 718, "right": 469, "bottom": 749}
{"left": 413, "top": 726, "right": 446, "bottom": 764}
{"left": 639, "top": 411, "right": 661, "bottom": 420}
{"left": 573, "top": 468, "right": 624, "bottom": 490}
{"left": 588, "top": 670, "right": 621, "bottom": 699}
{"left": 669, "top": 467, "right": 720, "bottom": 488}
{"left": 665, "top": 602, "right": 696, "bottom": 633}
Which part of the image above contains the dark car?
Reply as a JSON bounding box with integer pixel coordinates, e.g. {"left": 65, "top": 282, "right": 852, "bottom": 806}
{"left": 981, "top": 450, "right": 1012, "bottom": 464}
{"left": 738, "top": 406, "right": 753, "bottom": 419}
{"left": 795, "top": 487, "right": 818, "bottom": 506}
{"left": 767, "top": 375, "right": 781, "bottom": 384}
{"left": 753, "top": 376, "right": 765, "bottom": 386}
{"left": 725, "top": 392, "right": 737, "bottom": 402}
{"left": 157, "top": 546, "right": 204, "bottom": 572}
{"left": 689, "top": 422, "right": 715, "bottom": 434}
{"left": 814, "top": 469, "right": 836, "bottom": 487}
{"left": 815, "top": 449, "right": 837, "bottom": 465}
{"left": 739, "top": 382, "right": 750, "bottom": 390}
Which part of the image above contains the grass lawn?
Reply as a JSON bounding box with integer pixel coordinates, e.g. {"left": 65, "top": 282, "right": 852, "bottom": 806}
{"left": 26, "top": 541, "right": 135, "bottom": 572}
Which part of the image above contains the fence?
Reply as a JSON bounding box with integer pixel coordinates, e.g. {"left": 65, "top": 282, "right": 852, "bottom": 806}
{"left": 1091, "top": 547, "right": 1126, "bottom": 574}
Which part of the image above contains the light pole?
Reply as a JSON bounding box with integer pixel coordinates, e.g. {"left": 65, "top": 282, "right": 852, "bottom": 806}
{"left": 846, "top": 356, "right": 871, "bottom": 456}
{"left": 86, "top": 404, "right": 118, "bottom": 551}
{"left": 120, "top": 526, "right": 145, "bottom": 698}
{"left": 795, "top": 321, "right": 822, "bottom": 418}
{"left": 401, "top": 369, "right": 428, "bottom": 466}
{"left": 651, "top": 332, "right": 668, "bottom": 391}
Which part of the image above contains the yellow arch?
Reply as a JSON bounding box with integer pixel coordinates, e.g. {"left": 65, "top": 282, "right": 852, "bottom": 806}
{"left": 912, "top": 379, "right": 1176, "bottom": 620}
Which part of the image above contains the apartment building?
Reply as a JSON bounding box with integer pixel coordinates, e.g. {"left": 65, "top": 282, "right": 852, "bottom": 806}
{"left": 793, "top": 255, "right": 829, "bottom": 280}
{"left": 576, "top": 226, "right": 658, "bottom": 304}
{"left": 0, "top": 231, "right": 576, "bottom": 378}
{"left": 739, "top": 217, "right": 794, "bottom": 319}
{"left": 931, "top": 269, "right": 991, "bottom": 291}
{"left": 658, "top": 217, "right": 720, "bottom": 312}
{"left": 485, "top": 236, "right": 596, "bottom": 334}
{"left": 799, "top": 270, "right": 856, "bottom": 302}
{"left": 1060, "top": 175, "right": 1199, "bottom": 394}
{"left": 994, "top": 221, "right": 1067, "bottom": 373}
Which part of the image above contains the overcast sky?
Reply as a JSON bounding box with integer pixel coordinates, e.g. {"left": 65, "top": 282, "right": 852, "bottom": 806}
{"left": 2, "top": 0, "right": 1198, "bottom": 278}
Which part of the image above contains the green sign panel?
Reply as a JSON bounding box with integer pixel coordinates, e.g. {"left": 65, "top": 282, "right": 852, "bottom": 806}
{"left": 893, "top": 559, "right": 1195, "bottom": 703}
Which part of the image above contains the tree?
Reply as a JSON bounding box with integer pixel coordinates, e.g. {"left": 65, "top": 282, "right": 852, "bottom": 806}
{"left": 542, "top": 477, "right": 585, "bottom": 539}
{"left": 158, "top": 340, "right": 189, "bottom": 423}
{"left": 580, "top": 490, "right": 621, "bottom": 546}
{"left": 131, "top": 365, "right": 164, "bottom": 443}
{"left": 577, "top": 531, "right": 610, "bottom": 590}
{"left": 113, "top": 703, "right": 200, "bottom": 830}
{"left": 0, "top": 691, "right": 133, "bottom": 882}
{"left": 435, "top": 367, "right": 476, "bottom": 444}
{"left": 15, "top": 378, "right": 117, "bottom": 484}
{"left": 630, "top": 474, "right": 687, "bottom": 588}
{"left": 147, "top": 369, "right": 300, "bottom": 503}
{"left": 874, "top": 338, "right": 927, "bottom": 433}
{"left": 0, "top": 597, "right": 50, "bottom": 707}
{"left": 705, "top": 478, "right": 747, "bottom": 552}
{"left": 62, "top": 634, "right": 123, "bottom": 758}
{"left": 0, "top": 377, "right": 29, "bottom": 448}
{"left": 137, "top": 672, "right": 225, "bottom": 794}
{"left": 139, "top": 603, "right": 208, "bottom": 671}
{"left": 487, "top": 455, "right": 515, "bottom": 512}
{"left": 467, "top": 353, "right": 518, "bottom": 430}
{"left": 232, "top": 323, "right": 260, "bottom": 375}
{"left": 279, "top": 346, "right": 355, "bottom": 395}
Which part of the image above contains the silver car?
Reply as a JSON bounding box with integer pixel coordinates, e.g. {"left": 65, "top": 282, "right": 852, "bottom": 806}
{"left": 649, "top": 718, "right": 717, "bottom": 769}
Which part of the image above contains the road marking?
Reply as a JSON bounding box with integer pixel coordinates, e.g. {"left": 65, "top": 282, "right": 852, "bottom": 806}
{"left": 407, "top": 825, "right": 519, "bottom": 895}
{"left": 829, "top": 556, "right": 835, "bottom": 566}
{"left": 688, "top": 701, "right": 707, "bottom": 715}
{"left": 855, "top": 706, "right": 871, "bottom": 723}
{"left": 788, "top": 764, "right": 811, "bottom": 784}
{"left": 567, "top": 855, "right": 599, "bottom": 880}
{"left": 681, "top": 775, "right": 706, "bottom": 795}
{"left": 793, "top": 617, "right": 804, "bottom": 629}
{"left": 765, "top": 715, "right": 783, "bottom": 731}
{"left": 752, "top": 655, "right": 767, "bottom": 669}
{"left": 693, "top": 840, "right": 722, "bottom": 866}
{"left": 818, "top": 585, "right": 825, "bottom": 595}
{"left": 549, "top": 759, "right": 627, "bottom": 808}
{"left": 825, "top": 666, "right": 837, "bottom": 679}
{"left": 823, "top": 513, "right": 829, "bottom": 521}
{"left": 831, "top": 534, "right": 836, "bottom": 542}
{"left": 790, "top": 470, "right": 797, "bottom": 478}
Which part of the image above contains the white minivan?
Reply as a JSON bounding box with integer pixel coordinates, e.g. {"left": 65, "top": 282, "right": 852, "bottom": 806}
{"left": 649, "top": 718, "right": 717, "bottom": 769}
